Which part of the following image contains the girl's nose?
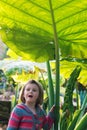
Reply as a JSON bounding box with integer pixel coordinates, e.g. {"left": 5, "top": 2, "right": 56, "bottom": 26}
{"left": 29, "top": 89, "right": 33, "bottom": 93}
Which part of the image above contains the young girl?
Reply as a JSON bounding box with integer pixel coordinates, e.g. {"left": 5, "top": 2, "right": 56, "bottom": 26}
{"left": 7, "top": 79, "right": 55, "bottom": 130}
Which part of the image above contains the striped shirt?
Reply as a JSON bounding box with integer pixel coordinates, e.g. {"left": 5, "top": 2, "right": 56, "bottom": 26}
{"left": 7, "top": 103, "right": 55, "bottom": 130}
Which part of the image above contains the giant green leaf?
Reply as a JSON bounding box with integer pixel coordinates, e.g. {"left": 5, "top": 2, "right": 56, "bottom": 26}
{"left": 0, "top": 0, "right": 87, "bottom": 62}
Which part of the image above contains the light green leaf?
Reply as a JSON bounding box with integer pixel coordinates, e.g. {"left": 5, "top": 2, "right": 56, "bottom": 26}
{"left": 0, "top": 0, "right": 87, "bottom": 62}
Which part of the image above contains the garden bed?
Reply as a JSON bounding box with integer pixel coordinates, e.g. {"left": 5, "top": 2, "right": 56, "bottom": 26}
{"left": 0, "top": 100, "right": 11, "bottom": 130}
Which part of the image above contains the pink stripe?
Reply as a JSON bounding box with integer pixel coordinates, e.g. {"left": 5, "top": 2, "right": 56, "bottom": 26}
{"left": 11, "top": 112, "right": 20, "bottom": 120}
{"left": 23, "top": 116, "right": 32, "bottom": 120}
{"left": 39, "top": 116, "right": 44, "bottom": 121}
{"left": 17, "top": 104, "right": 26, "bottom": 110}
{"left": 20, "top": 122, "right": 33, "bottom": 128}
{"left": 8, "top": 120, "right": 19, "bottom": 127}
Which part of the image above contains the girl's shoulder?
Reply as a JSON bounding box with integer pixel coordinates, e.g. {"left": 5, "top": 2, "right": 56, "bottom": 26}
{"left": 13, "top": 103, "right": 25, "bottom": 112}
{"left": 16, "top": 103, "right": 25, "bottom": 108}
{"left": 11, "top": 103, "right": 24, "bottom": 116}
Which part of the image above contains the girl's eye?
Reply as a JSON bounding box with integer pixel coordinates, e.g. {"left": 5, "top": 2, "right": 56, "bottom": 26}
{"left": 25, "top": 88, "right": 30, "bottom": 91}
{"left": 25, "top": 88, "right": 37, "bottom": 92}
{"left": 33, "top": 89, "right": 37, "bottom": 92}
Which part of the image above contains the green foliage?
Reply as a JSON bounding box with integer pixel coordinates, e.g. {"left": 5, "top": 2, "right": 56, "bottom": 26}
{"left": 74, "top": 113, "right": 87, "bottom": 130}
{"left": 61, "top": 85, "right": 87, "bottom": 130}
{"left": 63, "top": 65, "right": 81, "bottom": 113}
{"left": 60, "top": 111, "right": 68, "bottom": 130}
{"left": 60, "top": 66, "right": 81, "bottom": 130}
{"left": 67, "top": 109, "right": 82, "bottom": 130}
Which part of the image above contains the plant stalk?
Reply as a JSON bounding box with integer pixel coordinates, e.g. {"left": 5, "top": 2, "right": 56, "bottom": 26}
{"left": 49, "top": 0, "right": 60, "bottom": 129}
{"left": 46, "top": 61, "right": 54, "bottom": 108}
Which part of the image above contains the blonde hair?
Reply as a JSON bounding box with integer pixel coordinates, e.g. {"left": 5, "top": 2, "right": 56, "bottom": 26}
{"left": 20, "top": 79, "right": 44, "bottom": 106}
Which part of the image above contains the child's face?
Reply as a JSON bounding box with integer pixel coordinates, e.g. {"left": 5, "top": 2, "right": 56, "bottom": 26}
{"left": 23, "top": 83, "right": 39, "bottom": 105}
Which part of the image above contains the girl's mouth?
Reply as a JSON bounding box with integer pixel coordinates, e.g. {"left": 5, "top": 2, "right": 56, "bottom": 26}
{"left": 28, "top": 95, "right": 33, "bottom": 98}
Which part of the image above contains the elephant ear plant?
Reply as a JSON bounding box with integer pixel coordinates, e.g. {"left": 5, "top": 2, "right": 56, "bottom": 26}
{"left": 0, "top": 1, "right": 87, "bottom": 129}
{"left": 60, "top": 65, "right": 81, "bottom": 130}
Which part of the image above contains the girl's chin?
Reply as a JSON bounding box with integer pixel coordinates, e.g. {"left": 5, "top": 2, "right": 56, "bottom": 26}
{"left": 26, "top": 100, "right": 35, "bottom": 104}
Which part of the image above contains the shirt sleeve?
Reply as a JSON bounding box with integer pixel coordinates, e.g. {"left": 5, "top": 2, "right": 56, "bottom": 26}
{"left": 7, "top": 105, "right": 22, "bottom": 130}
{"left": 42, "top": 107, "right": 55, "bottom": 130}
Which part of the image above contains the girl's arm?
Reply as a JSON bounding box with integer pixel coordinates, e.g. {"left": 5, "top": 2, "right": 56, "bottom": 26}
{"left": 7, "top": 106, "right": 22, "bottom": 130}
{"left": 43, "top": 105, "right": 55, "bottom": 130}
